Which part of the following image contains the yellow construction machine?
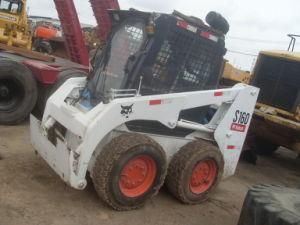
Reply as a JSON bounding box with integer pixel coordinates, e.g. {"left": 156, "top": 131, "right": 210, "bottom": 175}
{"left": 222, "top": 35, "right": 300, "bottom": 156}
{"left": 249, "top": 49, "right": 300, "bottom": 155}
{"left": 0, "top": 0, "right": 31, "bottom": 49}
{"left": 222, "top": 62, "right": 251, "bottom": 85}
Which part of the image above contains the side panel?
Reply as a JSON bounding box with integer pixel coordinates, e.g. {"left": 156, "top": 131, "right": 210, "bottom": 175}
{"left": 214, "top": 86, "right": 259, "bottom": 178}
{"left": 30, "top": 116, "right": 71, "bottom": 183}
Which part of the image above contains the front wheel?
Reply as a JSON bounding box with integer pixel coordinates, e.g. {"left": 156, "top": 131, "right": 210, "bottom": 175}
{"left": 166, "top": 140, "right": 224, "bottom": 204}
{"left": 92, "top": 133, "right": 167, "bottom": 210}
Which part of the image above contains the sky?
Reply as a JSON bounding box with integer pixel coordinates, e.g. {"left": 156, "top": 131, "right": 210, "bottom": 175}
{"left": 27, "top": 0, "right": 300, "bottom": 71}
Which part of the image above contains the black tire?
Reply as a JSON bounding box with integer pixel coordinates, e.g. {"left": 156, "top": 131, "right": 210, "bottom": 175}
{"left": 205, "top": 11, "right": 230, "bottom": 34}
{"left": 0, "top": 59, "right": 38, "bottom": 125}
{"left": 92, "top": 133, "right": 167, "bottom": 211}
{"left": 37, "top": 69, "right": 87, "bottom": 113}
{"left": 166, "top": 140, "right": 224, "bottom": 204}
{"left": 238, "top": 184, "right": 300, "bottom": 225}
{"left": 253, "top": 137, "right": 279, "bottom": 156}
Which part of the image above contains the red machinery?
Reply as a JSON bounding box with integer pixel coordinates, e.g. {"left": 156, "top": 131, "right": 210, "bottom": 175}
{"left": 0, "top": 0, "right": 119, "bottom": 125}
{"left": 54, "top": 0, "right": 89, "bottom": 67}
{"left": 53, "top": 0, "right": 119, "bottom": 65}
{"left": 90, "top": 0, "right": 120, "bottom": 43}
{"left": 34, "top": 25, "right": 61, "bottom": 40}
{"left": 32, "top": 23, "right": 65, "bottom": 57}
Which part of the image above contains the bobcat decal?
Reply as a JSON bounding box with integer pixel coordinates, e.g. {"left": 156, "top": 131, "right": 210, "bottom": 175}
{"left": 120, "top": 104, "right": 134, "bottom": 118}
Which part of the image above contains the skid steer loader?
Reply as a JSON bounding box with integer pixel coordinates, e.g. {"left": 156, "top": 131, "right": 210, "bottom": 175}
{"left": 30, "top": 10, "right": 259, "bottom": 210}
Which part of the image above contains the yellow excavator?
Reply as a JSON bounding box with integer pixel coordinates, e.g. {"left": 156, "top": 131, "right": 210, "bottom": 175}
{"left": 0, "top": 0, "right": 31, "bottom": 49}
{"left": 222, "top": 34, "right": 300, "bottom": 157}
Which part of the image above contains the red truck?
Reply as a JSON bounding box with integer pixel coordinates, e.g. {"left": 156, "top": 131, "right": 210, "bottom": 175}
{"left": 0, "top": 0, "right": 119, "bottom": 125}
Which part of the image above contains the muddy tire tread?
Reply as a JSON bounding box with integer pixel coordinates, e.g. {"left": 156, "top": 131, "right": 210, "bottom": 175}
{"left": 92, "top": 133, "right": 167, "bottom": 211}
{"left": 166, "top": 140, "right": 224, "bottom": 204}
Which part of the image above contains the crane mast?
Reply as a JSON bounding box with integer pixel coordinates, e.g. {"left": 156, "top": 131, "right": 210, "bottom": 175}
{"left": 53, "top": 0, "right": 119, "bottom": 66}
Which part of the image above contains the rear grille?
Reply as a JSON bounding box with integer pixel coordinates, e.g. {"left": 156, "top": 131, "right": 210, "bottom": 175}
{"left": 252, "top": 54, "right": 300, "bottom": 112}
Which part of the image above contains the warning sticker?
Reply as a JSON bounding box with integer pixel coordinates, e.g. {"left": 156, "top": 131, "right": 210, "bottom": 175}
{"left": 230, "top": 123, "right": 246, "bottom": 132}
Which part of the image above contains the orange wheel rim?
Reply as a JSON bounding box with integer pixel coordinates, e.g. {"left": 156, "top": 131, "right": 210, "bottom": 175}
{"left": 189, "top": 159, "right": 217, "bottom": 194}
{"left": 119, "top": 155, "right": 157, "bottom": 198}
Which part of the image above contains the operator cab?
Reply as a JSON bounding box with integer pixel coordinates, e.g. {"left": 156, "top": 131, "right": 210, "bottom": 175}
{"left": 84, "top": 9, "right": 229, "bottom": 106}
{"left": 0, "top": 0, "right": 23, "bottom": 14}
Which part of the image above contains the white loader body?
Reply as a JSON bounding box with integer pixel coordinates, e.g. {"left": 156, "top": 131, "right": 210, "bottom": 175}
{"left": 31, "top": 77, "right": 258, "bottom": 190}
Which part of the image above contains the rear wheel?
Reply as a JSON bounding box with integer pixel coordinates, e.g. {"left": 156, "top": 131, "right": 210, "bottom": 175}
{"left": 166, "top": 140, "right": 224, "bottom": 204}
{"left": 0, "top": 59, "right": 38, "bottom": 125}
{"left": 37, "top": 69, "right": 87, "bottom": 113}
{"left": 92, "top": 133, "right": 167, "bottom": 210}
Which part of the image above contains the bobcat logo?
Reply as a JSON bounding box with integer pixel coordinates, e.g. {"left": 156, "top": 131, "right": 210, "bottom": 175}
{"left": 120, "top": 104, "right": 133, "bottom": 118}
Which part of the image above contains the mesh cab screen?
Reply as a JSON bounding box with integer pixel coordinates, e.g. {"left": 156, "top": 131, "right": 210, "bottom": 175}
{"left": 87, "top": 19, "right": 146, "bottom": 98}
{"left": 134, "top": 15, "right": 225, "bottom": 95}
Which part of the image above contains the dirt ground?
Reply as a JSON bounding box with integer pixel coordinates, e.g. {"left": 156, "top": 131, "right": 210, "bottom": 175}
{"left": 0, "top": 123, "right": 299, "bottom": 225}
